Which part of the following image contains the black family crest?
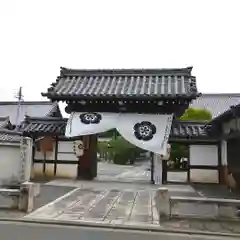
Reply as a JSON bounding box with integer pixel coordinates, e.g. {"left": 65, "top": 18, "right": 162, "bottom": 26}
{"left": 133, "top": 121, "right": 156, "bottom": 141}
{"left": 79, "top": 112, "right": 102, "bottom": 124}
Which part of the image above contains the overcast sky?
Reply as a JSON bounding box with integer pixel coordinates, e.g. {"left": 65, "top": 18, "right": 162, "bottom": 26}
{"left": 0, "top": 0, "right": 239, "bottom": 102}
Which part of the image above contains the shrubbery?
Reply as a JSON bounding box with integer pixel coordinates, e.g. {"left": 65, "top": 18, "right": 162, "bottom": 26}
{"left": 98, "top": 136, "right": 143, "bottom": 165}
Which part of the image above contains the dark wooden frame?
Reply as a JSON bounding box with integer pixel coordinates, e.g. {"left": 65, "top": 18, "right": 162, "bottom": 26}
{"left": 65, "top": 101, "right": 189, "bottom": 117}
{"left": 32, "top": 137, "right": 81, "bottom": 178}
{"left": 162, "top": 140, "right": 222, "bottom": 185}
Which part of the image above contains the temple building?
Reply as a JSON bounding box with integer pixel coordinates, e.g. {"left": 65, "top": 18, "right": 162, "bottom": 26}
{"left": 0, "top": 67, "right": 240, "bottom": 190}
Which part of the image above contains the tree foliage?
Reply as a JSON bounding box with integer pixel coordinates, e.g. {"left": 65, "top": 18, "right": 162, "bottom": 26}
{"left": 98, "top": 136, "right": 144, "bottom": 165}
{"left": 180, "top": 107, "right": 212, "bottom": 121}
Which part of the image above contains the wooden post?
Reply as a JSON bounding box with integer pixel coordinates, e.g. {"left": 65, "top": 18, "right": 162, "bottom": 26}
{"left": 150, "top": 152, "right": 155, "bottom": 184}
{"left": 54, "top": 137, "right": 58, "bottom": 176}
{"left": 187, "top": 144, "right": 190, "bottom": 182}
{"left": 162, "top": 160, "right": 167, "bottom": 184}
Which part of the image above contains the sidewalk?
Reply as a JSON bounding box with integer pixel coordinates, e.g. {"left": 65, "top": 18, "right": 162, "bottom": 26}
{"left": 161, "top": 218, "right": 240, "bottom": 234}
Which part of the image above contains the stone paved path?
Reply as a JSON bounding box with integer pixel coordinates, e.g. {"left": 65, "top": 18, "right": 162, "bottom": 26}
{"left": 96, "top": 161, "right": 150, "bottom": 183}
{"left": 24, "top": 187, "right": 159, "bottom": 226}
{"left": 22, "top": 181, "right": 240, "bottom": 234}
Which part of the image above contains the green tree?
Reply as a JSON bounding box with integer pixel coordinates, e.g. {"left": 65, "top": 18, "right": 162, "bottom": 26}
{"left": 180, "top": 107, "right": 212, "bottom": 121}
{"left": 98, "top": 136, "right": 144, "bottom": 165}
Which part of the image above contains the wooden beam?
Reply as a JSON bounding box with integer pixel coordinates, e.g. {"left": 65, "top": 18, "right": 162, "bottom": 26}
{"left": 54, "top": 137, "right": 58, "bottom": 175}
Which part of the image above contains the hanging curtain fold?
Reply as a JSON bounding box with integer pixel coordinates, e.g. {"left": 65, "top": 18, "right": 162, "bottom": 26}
{"left": 65, "top": 112, "right": 119, "bottom": 137}
{"left": 65, "top": 112, "right": 173, "bottom": 155}
{"left": 116, "top": 114, "right": 173, "bottom": 155}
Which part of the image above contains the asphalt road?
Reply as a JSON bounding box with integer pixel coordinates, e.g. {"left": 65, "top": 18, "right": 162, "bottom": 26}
{"left": 0, "top": 221, "right": 238, "bottom": 240}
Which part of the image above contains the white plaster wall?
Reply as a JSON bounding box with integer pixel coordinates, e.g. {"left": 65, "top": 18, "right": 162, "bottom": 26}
{"left": 35, "top": 145, "right": 55, "bottom": 161}
{"left": 33, "top": 140, "right": 55, "bottom": 178}
{"left": 189, "top": 145, "right": 219, "bottom": 183}
{"left": 33, "top": 140, "right": 78, "bottom": 179}
{"left": 0, "top": 145, "right": 21, "bottom": 185}
{"left": 190, "top": 169, "right": 219, "bottom": 183}
{"left": 57, "top": 141, "right": 77, "bottom": 161}
{"left": 56, "top": 165, "right": 78, "bottom": 178}
{"left": 189, "top": 145, "right": 218, "bottom": 166}
{"left": 33, "top": 163, "right": 43, "bottom": 178}
{"left": 58, "top": 141, "right": 74, "bottom": 152}
{"left": 56, "top": 141, "right": 78, "bottom": 178}
{"left": 221, "top": 140, "right": 227, "bottom": 166}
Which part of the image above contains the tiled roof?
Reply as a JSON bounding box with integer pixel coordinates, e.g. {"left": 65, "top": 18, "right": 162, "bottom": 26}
{"left": 21, "top": 116, "right": 213, "bottom": 141}
{"left": 42, "top": 67, "right": 199, "bottom": 100}
{"left": 208, "top": 103, "right": 240, "bottom": 125}
{"left": 191, "top": 93, "right": 240, "bottom": 118}
{"left": 0, "top": 117, "right": 11, "bottom": 129}
{"left": 22, "top": 116, "right": 67, "bottom": 136}
{"left": 170, "top": 120, "right": 212, "bottom": 140}
{"left": 0, "top": 129, "right": 22, "bottom": 143}
{"left": 0, "top": 101, "right": 62, "bottom": 125}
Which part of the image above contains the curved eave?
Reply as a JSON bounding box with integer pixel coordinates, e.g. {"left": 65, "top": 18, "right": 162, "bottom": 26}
{"left": 41, "top": 93, "right": 200, "bottom": 101}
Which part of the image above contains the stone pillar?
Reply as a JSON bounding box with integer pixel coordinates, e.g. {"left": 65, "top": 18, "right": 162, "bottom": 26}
{"left": 154, "top": 154, "right": 162, "bottom": 185}
{"left": 19, "top": 137, "right": 33, "bottom": 183}
{"left": 19, "top": 181, "right": 35, "bottom": 213}
{"left": 154, "top": 187, "right": 170, "bottom": 220}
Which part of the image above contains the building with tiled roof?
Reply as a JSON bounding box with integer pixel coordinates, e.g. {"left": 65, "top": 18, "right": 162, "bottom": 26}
{"left": 0, "top": 101, "right": 62, "bottom": 143}
{"left": 0, "top": 101, "right": 62, "bottom": 126}
{"left": 43, "top": 67, "right": 198, "bottom": 101}
{"left": 0, "top": 129, "right": 22, "bottom": 143}
{"left": 191, "top": 93, "right": 240, "bottom": 118}
{"left": 0, "top": 117, "right": 13, "bottom": 129}
{"left": 20, "top": 115, "right": 214, "bottom": 142}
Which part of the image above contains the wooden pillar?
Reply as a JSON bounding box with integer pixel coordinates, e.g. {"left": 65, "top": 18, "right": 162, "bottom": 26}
{"left": 43, "top": 152, "right": 46, "bottom": 174}
{"left": 187, "top": 144, "right": 190, "bottom": 182}
{"left": 77, "top": 135, "right": 98, "bottom": 180}
{"left": 54, "top": 137, "right": 58, "bottom": 176}
{"left": 150, "top": 152, "right": 155, "bottom": 184}
{"left": 162, "top": 160, "right": 167, "bottom": 184}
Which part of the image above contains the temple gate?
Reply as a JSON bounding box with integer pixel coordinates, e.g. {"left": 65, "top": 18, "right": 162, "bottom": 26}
{"left": 41, "top": 67, "right": 199, "bottom": 181}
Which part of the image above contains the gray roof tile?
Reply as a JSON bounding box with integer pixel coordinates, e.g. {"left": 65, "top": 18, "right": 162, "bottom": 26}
{"left": 21, "top": 116, "right": 211, "bottom": 140}
{"left": 42, "top": 67, "right": 199, "bottom": 100}
{"left": 22, "top": 116, "right": 67, "bottom": 136}
{"left": 191, "top": 93, "right": 240, "bottom": 118}
{"left": 0, "top": 117, "right": 11, "bottom": 128}
{"left": 0, "top": 129, "right": 22, "bottom": 143}
{"left": 171, "top": 120, "right": 210, "bottom": 140}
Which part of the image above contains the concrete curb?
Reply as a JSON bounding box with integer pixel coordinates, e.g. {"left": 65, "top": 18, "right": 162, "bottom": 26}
{"left": 0, "top": 217, "right": 240, "bottom": 238}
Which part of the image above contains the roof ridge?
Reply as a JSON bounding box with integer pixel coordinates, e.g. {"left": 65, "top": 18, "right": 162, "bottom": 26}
{"left": 0, "top": 101, "right": 53, "bottom": 106}
{"left": 60, "top": 66, "right": 193, "bottom": 76}
{"left": 0, "top": 116, "right": 10, "bottom": 121}
{"left": 201, "top": 93, "right": 240, "bottom": 96}
{"left": 177, "top": 120, "right": 209, "bottom": 123}
{"left": 0, "top": 129, "right": 22, "bottom": 135}
{"left": 24, "top": 115, "right": 67, "bottom": 122}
